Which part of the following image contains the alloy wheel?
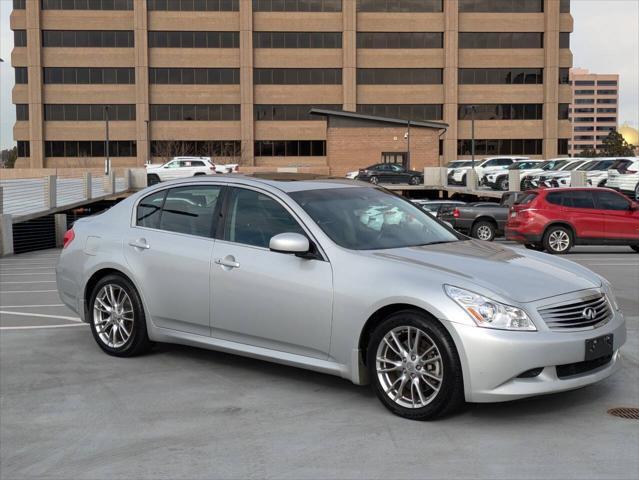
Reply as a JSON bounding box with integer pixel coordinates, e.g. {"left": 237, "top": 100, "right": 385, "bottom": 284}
{"left": 375, "top": 326, "right": 443, "bottom": 409}
{"left": 476, "top": 225, "right": 493, "bottom": 241}
{"left": 370, "top": 176, "right": 379, "bottom": 185}
{"left": 548, "top": 230, "right": 570, "bottom": 252}
{"left": 93, "top": 284, "right": 134, "bottom": 348}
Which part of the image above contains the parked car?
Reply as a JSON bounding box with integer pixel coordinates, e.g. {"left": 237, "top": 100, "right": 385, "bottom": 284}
{"left": 446, "top": 160, "right": 473, "bottom": 172}
{"left": 448, "top": 156, "right": 528, "bottom": 186}
{"left": 356, "top": 163, "right": 423, "bottom": 185}
{"left": 439, "top": 192, "right": 524, "bottom": 241}
{"left": 411, "top": 199, "right": 466, "bottom": 218}
{"left": 526, "top": 158, "right": 591, "bottom": 190}
{"left": 506, "top": 188, "right": 639, "bottom": 254}
{"left": 607, "top": 158, "right": 639, "bottom": 199}
{"left": 517, "top": 158, "right": 571, "bottom": 190}
{"left": 482, "top": 160, "right": 545, "bottom": 191}
{"left": 146, "top": 157, "right": 216, "bottom": 184}
{"left": 345, "top": 170, "right": 360, "bottom": 180}
{"left": 56, "top": 176, "right": 626, "bottom": 420}
{"left": 585, "top": 158, "right": 635, "bottom": 188}
{"left": 216, "top": 163, "right": 240, "bottom": 174}
{"left": 545, "top": 159, "right": 629, "bottom": 189}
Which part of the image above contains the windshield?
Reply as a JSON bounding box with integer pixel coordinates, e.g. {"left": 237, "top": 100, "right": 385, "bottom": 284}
{"left": 541, "top": 160, "right": 568, "bottom": 170}
{"left": 449, "top": 161, "right": 472, "bottom": 168}
{"left": 563, "top": 161, "right": 586, "bottom": 171}
{"left": 290, "top": 187, "right": 461, "bottom": 250}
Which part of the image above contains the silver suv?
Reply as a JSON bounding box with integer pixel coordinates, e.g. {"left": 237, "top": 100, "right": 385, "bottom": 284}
{"left": 56, "top": 176, "right": 626, "bottom": 420}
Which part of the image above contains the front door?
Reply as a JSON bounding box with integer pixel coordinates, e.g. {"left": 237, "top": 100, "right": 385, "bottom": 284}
{"left": 594, "top": 190, "right": 639, "bottom": 241}
{"left": 124, "top": 184, "right": 224, "bottom": 336}
{"left": 211, "top": 187, "right": 333, "bottom": 359}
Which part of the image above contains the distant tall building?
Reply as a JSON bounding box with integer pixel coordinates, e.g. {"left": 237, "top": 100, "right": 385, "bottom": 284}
{"left": 11, "top": 0, "right": 574, "bottom": 169}
{"left": 569, "top": 68, "right": 619, "bottom": 156}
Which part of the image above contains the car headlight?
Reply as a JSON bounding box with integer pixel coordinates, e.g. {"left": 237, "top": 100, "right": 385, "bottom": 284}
{"left": 444, "top": 285, "right": 536, "bottom": 331}
{"left": 600, "top": 279, "right": 620, "bottom": 311}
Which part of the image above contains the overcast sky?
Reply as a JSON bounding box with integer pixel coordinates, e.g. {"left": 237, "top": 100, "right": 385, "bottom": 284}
{"left": 1, "top": 0, "right": 638, "bottom": 150}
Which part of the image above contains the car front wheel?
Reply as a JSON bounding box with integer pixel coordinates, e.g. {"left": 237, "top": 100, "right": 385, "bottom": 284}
{"left": 498, "top": 177, "right": 509, "bottom": 191}
{"left": 367, "top": 311, "right": 464, "bottom": 420}
{"left": 369, "top": 176, "right": 379, "bottom": 185}
{"left": 409, "top": 176, "right": 421, "bottom": 185}
{"left": 543, "top": 226, "right": 573, "bottom": 254}
{"left": 89, "top": 274, "right": 151, "bottom": 357}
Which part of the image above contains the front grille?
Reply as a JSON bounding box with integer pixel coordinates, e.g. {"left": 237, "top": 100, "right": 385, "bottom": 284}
{"left": 556, "top": 354, "right": 612, "bottom": 378}
{"left": 538, "top": 294, "right": 611, "bottom": 331}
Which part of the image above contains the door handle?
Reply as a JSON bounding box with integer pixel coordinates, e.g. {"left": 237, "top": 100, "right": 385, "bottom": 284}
{"left": 215, "top": 256, "right": 240, "bottom": 269}
{"left": 128, "top": 239, "right": 150, "bottom": 250}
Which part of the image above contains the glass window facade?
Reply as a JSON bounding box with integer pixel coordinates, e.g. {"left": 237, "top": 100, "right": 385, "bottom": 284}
{"left": 16, "top": 104, "right": 29, "bottom": 121}
{"left": 459, "top": 32, "right": 543, "bottom": 48}
{"left": 253, "top": 0, "right": 341, "bottom": 11}
{"left": 149, "top": 68, "right": 240, "bottom": 84}
{"left": 457, "top": 139, "right": 543, "bottom": 155}
{"left": 357, "top": 0, "right": 442, "bottom": 12}
{"left": 459, "top": 68, "right": 543, "bottom": 84}
{"left": 254, "top": 68, "right": 342, "bottom": 84}
{"left": 356, "top": 104, "right": 443, "bottom": 121}
{"left": 458, "top": 104, "right": 543, "bottom": 120}
{"left": 255, "top": 104, "right": 341, "bottom": 120}
{"left": 41, "top": 0, "right": 134, "bottom": 9}
{"left": 459, "top": 0, "right": 543, "bottom": 12}
{"left": 151, "top": 140, "right": 241, "bottom": 157}
{"left": 43, "top": 67, "right": 135, "bottom": 84}
{"left": 254, "top": 140, "right": 326, "bottom": 156}
{"left": 15, "top": 67, "right": 28, "bottom": 84}
{"left": 14, "top": 30, "right": 27, "bottom": 47}
{"left": 151, "top": 104, "right": 241, "bottom": 121}
{"left": 44, "top": 104, "right": 136, "bottom": 121}
{"left": 357, "top": 68, "right": 442, "bottom": 84}
{"left": 357, "top": 32, "right": 442, "bottom": 49}
{"left": 254, "top": 32, "right": 342, "bottom": 48}
{"left": 558, "top": 103, "right": 569, "bottom": 120}
{"left": 42, "top": 30, "right": 134, "bottom": 47}
{"left": 45, "top": 140, "right": 137, "bottom": 157}
{"left": 17, "top": 141, "right": 30, "bottom": 157}
{"left": 149, "top": 31, "right": 240, "bottom": 48}
{"left": 148, "top": 0, "right": 239, "bottom": 10}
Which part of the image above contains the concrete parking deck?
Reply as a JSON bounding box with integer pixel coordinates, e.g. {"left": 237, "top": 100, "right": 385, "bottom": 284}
{"left": 1, "top": 246, "right": 637, "bottom": 479}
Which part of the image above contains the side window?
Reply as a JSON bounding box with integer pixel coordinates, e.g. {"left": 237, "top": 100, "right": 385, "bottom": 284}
{"left": 224, "top": 188, "right": 305, "bottom": 248}
{"left": 165, "top": 161, "right": 179, "bottom": 168}
{"left": 136, "top": 190, "right": 166, "bottom": 229}
{"left": 564, "top": 191, "right": 595, "bottom": 209}
{"left": 546, "top": 192, "right": 564, "bottom": 206}
{"left": 483, "top": 159, "right": 498, "bottom": 167}
{"left": 595, "top": 191, "right": 630, "bottom": 211}
{"left": 159, "top": 185, "right": 222, "bottom": 237}
{"left": 192, "top": 161, "right": 205, "bottom": 167}
{"left": 500, "top": 159, "right": 514, "bottom": 166}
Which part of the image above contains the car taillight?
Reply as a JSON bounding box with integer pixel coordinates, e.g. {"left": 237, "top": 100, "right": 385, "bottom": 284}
{"left": 63, "top": 229, "right": 75, "bottom": 249}
{"left": 233, "top": 165, "right": 239, "bottom": 172}
{"left": 624, "top": 169, "right": 637, "bottom": 174}
{"left": 453, "top": 208, "right": 460, "bottom": 218}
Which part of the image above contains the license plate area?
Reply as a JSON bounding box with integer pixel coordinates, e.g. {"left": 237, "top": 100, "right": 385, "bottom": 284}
{"left": 585, "top": 334, "right": 613, "bottom": 361}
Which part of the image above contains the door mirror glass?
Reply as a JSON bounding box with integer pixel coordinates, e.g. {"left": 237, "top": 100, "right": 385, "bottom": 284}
{"left": 269, "top": 233, "right": 310, "bottom": 254}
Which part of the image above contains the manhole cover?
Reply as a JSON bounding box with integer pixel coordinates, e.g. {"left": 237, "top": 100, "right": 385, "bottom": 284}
{"left": 607, "top": 407, "right": 639, "bottom": 420}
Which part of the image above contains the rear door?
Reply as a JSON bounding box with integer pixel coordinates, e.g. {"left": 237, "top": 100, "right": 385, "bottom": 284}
{"left": 124, "top": 184, "right": 224, "bottom": 336}
{"left": 593, "top": 190, "right": 639, "bottom": 241}
{"left": 560, "top": 191, "right": 605, "bottom": 240}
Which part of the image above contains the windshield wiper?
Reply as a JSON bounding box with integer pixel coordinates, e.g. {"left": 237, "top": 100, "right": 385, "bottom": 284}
{"left": 417, "top": 240, "right": 460, "bottom": 246}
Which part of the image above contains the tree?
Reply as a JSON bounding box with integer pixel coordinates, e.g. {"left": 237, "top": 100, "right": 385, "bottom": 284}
{"left": 0, "top": 147, "right": 17, "bottom": 168}
{"left": 579, "top": 130, "right": 637, "bottom": 157}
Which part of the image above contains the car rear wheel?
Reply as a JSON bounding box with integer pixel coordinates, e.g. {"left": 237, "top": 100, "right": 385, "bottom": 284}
{"left": 498, "top": 177, "right": 509, "bottom": 191}
{"left": 367, "top": 311, "right": 464, "bottom": 421}
{"left": 193, "top": 172, "right": 206, "bottom": 176}
{"left": 471, "top": 221, "right": 496, "bottom": 241}
{"left": 369, "top": 176, "right": 379, "bottom": 185}
{"left": 89, "top": 274, "right": 151, "bottom": 357}
{"left": 543, "top": 226, "right": 573, "bottom": 254}
{"left": 147, "top": 173, "right": 160, "bottom": 186}
{"left": 409, "top": 176, "right": 421, "bottom": 185}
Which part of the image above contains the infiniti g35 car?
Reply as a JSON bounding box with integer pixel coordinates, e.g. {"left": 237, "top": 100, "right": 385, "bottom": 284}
{"left": 56, "top": 176, "right": 627, "bottom": 420}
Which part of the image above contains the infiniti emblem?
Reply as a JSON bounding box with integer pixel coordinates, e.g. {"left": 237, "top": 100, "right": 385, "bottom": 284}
{"left": 582, "top": 307, "right": 597, "bottom": 320}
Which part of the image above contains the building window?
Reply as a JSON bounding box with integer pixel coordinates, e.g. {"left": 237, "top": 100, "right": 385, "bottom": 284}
{"left": 597, "top": 98, "right": 617, "bottom": 104}
{"left": 151, "top": 104, "right": 241, "bottom": 121}
{"left": 15, "top": 67, "right": 28, "bottom": 84}
{"left": 459, "top": 0, "right": 543, "bottom": 12}
{"left": 573, "top": 108, "right": 594, "bottom": 113}
{"left": 558, "top": 103, "right": 569, "bottom": 120}
{"left": 459, "top": 68, "right": 543, "bottom": 84}
{"left": 150, "top": 140, "right": 241, "bottom": 157}
{"left": 16, "top": 104, "right": 29, "bottom": 121}
{"left": 574, "top": 99, "right": 594, "bottom": 105}
{"left": 253, "top": 0, "right": 341, "bottom": 11}
{"left": 597, "top": 117, "right": 617, "bottom": 123}
{"left": 43, "top": 67, "right": 135, "bottom": 84}
{"left": 255, "top": 104, "right": 341, "bottom": 121}
{"left": 254, "top": 68, "right": 342, "bottom": 84}
{"left": 574, "top": 126, "right": 594, "bottom": 132}
{"left": 254, "top": 140, "right": 326, "bottom": 157}
{"left": 559, "top": 32, "right": 570, "bottom": 49}
{"left": 574, "top": 135, "right": 594, "bottom": 141}
{"left": 41, "top": 0, "right": 134, "bottom": 9}
{"left": 42, "top": 30, "right": 134, "bottom": 47}
{"left": 148, "top": 0, "right": 239, "bottom": 10}
{"left": 597, "top": 126, "right": 615, "bottom": 132}
{"left": 574, "top": 117, "right": 594, "bottom": 123}
{"left": 575, "top": 90, "right": 594, "bottom": 95}
{"left": 17, "top": 141, "right": 30, "bottom": 157}
{"left": 149, "top": 68, "right": 240, "bottom": 84}
{"left": 44, "top": 104, "right": 136, "bottom": 121}
{"left": 356, "top": 104, "right": 443, "bottom": 121}
{"left": 559, "top": 68, "right": 570, "bottom": 84}
{"left": 13, "top": 0, "right": 26, "bottom": 8}
{"left": 149, "top": 31, "right": 240, "bottom": 48}
{"left": 557, "top": 139, "right": 569, "bottom": 155}
{"left": 597, "top": 108, "right": 617, "bottom": 113}
{"left": 357, "top": 0, "right": 442, "bottom": 12}
{"left": 253, "top": 32, "right": 342, "bottom": 48}
{"left": 457, "top": 139, "right": 543, "bottom": 156}
{"left": 574, "top": 80, "right": 595, "bottom": 86}
{"left": 14, "top": 30, "right": 27, "bottom": 47}
{"left": 459, "top": 32, "right": 543, "bottom": 48}
{"left": 45, "top": 140, "right": 137, "bottom": 157}
{"left": 560, "top": 0, "right": 570, "bottom": 13}
{"left": 597, "top": 80, "right": 618, "bottom": 86}
{"left": 357, "top": 32, "right": 443, "bottom": 49}
{"left": 357, "top": 68, "right": 442, "bottom": 84}
{"left": 597, "top": 89, "right": 617, "bottom": 95}
{"left": 458, "top": 104, "right": 543, "bottom": 120}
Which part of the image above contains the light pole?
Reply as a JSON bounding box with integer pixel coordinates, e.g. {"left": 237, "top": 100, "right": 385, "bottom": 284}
{"left": 406, "top": 120, "right": 411, "bottom": 169}
{"left": 468, "top": 105, "right": 477, "bottom": 183}
{"left": 145, "top": 119, "right": 151, "bottom": 164}
{"left": 104, "top": 105, "right": 111, "bottom": 175}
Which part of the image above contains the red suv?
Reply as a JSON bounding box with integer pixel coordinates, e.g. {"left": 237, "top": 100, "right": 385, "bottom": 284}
{"left": 506, "top": 188, "right": 639, "bottom": 254}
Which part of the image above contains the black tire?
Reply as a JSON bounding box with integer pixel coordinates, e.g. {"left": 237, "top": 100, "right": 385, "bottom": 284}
{"left": 471, "top": 220, "right": 496, "bottom": 241}
{"left": 461, "top": 174, "right": 467, "bottom": 186}
{"left": 367, "top": 310, "right": 464, "bottom": 421}
{"left": 147, "top": 173, "right": 160, "bottom": 186}
{"left": 525, "top": 243, "right": 544, "bottom": 251}
{"left": 409, "top": 176, "right": 421, "bottom": 185}
{"left": 498, "top": 177, "right": 509, "bottom": 191}
{"left": 369, "top": 176, "right": 379, "bottom": 185}
{"left": 88, "top": 274, "right": 152, "bottom": 357}
{"left": 543, "top": 225, "right": 573, "bottom": 254}
{"left": 598, "top": 179, "right": 607, "bottom": 187}
{"left": 631, "top": 245, "right": 639, "bottom": 253}
{"left": 635, "top": 183, "right": 639, "bottom": 201}
{"left": 193, "top": 172, "right": 206, "bottom": 176}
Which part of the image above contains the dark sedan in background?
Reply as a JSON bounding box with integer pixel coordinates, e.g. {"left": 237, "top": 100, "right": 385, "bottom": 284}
{"left": 356, "top": 163, "right": 424, "bottom": 185}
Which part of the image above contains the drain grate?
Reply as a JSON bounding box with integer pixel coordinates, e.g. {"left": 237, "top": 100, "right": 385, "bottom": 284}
{"left": 607, "top": 407, "right": 639, "bottom": 420}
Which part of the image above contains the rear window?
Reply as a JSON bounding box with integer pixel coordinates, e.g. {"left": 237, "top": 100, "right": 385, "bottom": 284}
{"left": 515, "top": 193, "right": 538, "bottom": 205}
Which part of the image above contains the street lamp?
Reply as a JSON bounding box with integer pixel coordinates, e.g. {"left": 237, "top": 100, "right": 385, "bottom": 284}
{"left": 405, "top": 120, "right": 411, "bottom": 169}
{"left": 104, "top": 105, "right": 111, "bottom": 175}
{"left": 145, "top": 119, "right": 151, "bottom": 164}
{"left": 466, "top": 105, "right": 477, "bottom": 184}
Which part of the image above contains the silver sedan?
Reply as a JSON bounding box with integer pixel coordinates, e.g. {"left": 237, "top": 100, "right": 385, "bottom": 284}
{"left": 56, "top": 176, "right": 626, "bottom": 420}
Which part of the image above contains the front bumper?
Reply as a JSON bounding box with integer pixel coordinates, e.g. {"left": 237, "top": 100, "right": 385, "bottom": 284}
{"left": 445, "top": 310, "right": 626, "bottom": 403}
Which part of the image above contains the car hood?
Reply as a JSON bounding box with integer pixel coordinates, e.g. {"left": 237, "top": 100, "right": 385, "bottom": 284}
{"left": 367, "top": 240, "right": 601, "bottom": 303}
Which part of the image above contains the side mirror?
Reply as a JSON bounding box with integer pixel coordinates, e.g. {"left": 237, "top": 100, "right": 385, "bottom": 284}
{"left": 269, "top": 233, "right": 310, "bottom": 255}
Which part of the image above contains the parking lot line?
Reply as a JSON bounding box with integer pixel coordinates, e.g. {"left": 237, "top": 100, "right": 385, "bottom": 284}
{"left": 0, "top": 311, "right": 82, "bottom": 322}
